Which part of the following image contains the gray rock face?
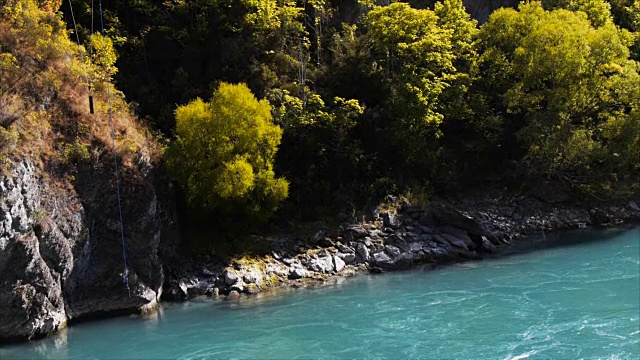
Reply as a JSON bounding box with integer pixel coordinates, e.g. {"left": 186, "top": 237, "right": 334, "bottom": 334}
{"left": 0, "top": 161, "right": 77, "bottom": 341}
{"left": 0, "top": 160, "right": 177, "bottom": 342}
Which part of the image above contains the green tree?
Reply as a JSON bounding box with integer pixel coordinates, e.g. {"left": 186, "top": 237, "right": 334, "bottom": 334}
{"left": 167, "top": 82, "right": 289, "bottom": 219}
{"left": 269, "top": 89, "right": 364, "bottom": 207}
{"left": 363, "top": 2, "right": 456, "bottom": 168}
{"left": 542, "top": 0, "right": 614, "bottom": 27}
{"left": 479, "top": 1, "right": 640, "bottom": 191}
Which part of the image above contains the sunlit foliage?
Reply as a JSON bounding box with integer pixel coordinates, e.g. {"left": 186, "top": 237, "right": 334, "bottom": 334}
{"left": 167, "top": 83, "right": 289, "bottom": 219}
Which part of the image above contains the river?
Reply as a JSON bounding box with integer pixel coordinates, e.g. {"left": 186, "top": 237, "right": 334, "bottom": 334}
{"left": 1, "top": 228, "right": 638, "bottom": 359}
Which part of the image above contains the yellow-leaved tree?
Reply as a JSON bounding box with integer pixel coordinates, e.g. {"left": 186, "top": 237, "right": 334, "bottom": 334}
{"left": 167, "top": 82, "right": 289, "bottom": 220}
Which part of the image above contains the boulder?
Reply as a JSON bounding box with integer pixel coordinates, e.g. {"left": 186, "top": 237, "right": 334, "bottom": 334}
{"left": 372, "top": 252, "right": 395, "bottom": 269}
{"left": 345, "top": 225, "right": 369, "bottom": 240}
{"left": 441, "top": 234, "right": 471, "bottom": 250}
{"left": 288, "top": 266, "right": 306, "bottom": 280}
{"left": 395, "top": 252, "right": 414, "bottom": 269}
{"left": 230, "top": 280, "right": 245, "bottom": 293}
{"left": 362, "top": 237, "right": 373, "bottom": 247}
{"left": 356, "top": 243, "right": 370, "bottom": 262}
{"left": 307, "top": 256, "right": 334, "bottom": 273}
{"left": 384, "top": 245, "right": 402, "bottom": 257}
{"left": 409, "top": 242, "right": 424, "bottom": 253}
{"left": 340, "top": 253, "right": 356, "bottom": 264}
{"left": 430, "top": 204, "right": 495, "bottom": 242}
{"left": 224, "top": 270, "right": 239, "bottom": 286}
{"left": 333, "top": 256, "right": 346, "bottom": 272}
{"left": 337, "top": 244, "right": 354, "bottom": 253}
{"left": 382, "top": 212, "right": 400, "bottom": 228}
{"left": 243, "top": 271, "right": 261, "bottom": 285}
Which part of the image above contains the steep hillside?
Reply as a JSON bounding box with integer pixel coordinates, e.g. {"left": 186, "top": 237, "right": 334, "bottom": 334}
{"left": 0, "top": 0, "right": 178, "bottom": 342}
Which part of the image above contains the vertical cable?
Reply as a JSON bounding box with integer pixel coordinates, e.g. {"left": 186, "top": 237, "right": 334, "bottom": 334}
{"left": 98, "top": 0, "right": 130, "bottom": 296}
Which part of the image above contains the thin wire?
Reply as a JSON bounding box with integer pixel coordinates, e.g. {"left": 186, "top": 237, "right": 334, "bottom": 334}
{"left": 66, "top": 0, "right": 91, "bottom": 89}
{"left": 98, "top": 0, "right": 130, "bottom": 296}
{"left": 91, "top": 0, "right": 94, "bottom": 35}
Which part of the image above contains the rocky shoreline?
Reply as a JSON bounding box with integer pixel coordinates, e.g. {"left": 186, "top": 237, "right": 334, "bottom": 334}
{"left": 2, "top": 159, "right": 638, "bottom": 344}
{"left": 162, "top": 191, "right": 640, "bottom": 302}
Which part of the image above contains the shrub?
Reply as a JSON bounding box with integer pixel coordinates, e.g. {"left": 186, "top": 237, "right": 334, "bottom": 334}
{"left": 166, "top": 82, "right": 288, "bottom": 220}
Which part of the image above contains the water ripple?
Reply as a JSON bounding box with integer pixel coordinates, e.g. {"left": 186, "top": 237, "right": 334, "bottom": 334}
{"left": 1, "top": 228, "right": 638, "bottom": 359}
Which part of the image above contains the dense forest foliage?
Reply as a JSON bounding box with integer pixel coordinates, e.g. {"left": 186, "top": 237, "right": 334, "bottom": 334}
{"left": 4, "top": 0, "right": 640, "bottom": 226}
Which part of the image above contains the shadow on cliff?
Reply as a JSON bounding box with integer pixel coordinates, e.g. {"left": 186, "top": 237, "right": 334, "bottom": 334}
{"left": 56, "top": 141, "right": 180, "bottom": 322}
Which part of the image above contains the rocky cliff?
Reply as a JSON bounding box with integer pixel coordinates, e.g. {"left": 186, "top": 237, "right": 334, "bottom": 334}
{"left": 0, "top": 0, "right": 178, "bottom": 342}
{"left": 0, "top": 157, "right": 177, "bottom": 342}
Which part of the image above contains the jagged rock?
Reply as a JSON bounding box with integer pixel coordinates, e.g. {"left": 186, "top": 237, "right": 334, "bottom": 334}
{"left": 333, "top": 256, "right": 346, "bottom": 272}
{"left": 362, "top": 237, "right": 373, "bottom": 247}
{"left": 230, "top": 280, "right": 245, "bottom": 293}
{"left": 372, "top": 252, "right": 394, "bottom": 268}
{"left": 629, "top": 200, "right": 639, "bottom": 212}
{"left": 441, "top": 234, "right": 471, "bottom": 250}
{"left": 481, "top": 236, "right": 498, "bottom": 253}
{"left": 188, "top": 280, "right": 216, "bottom": 298}
{"left": 409, "top": 242, "right": 424, "bottom": 253}
{"left": 288, "top": 266, "right": 306, "bottom": 280}
{"left": 266, "top": 262, "right": 289, "bottom": 278}
{"left": 431, "top": 205, "right": 494, "bottom": 241}
{"left": 356, "top": 243, "right": 370, "bottom": 262}
{"left": 433, "top": 234, "right": 452, "bottom": 247}
{"left": 395, "top": 252, "right": 414, "bottom": 269}
{"left": 384, "top": 245, "right": 402, "bottom": 257}
{"left": 345, "top": 225, "right": 369, "bottom": 240}
{"left": 0, "top": 158, "right": 177, "bottom": 342}
{"left": 243, "top": 271, "right": 261, "bottom": 285}
{"left": 337, "top": 244, "right": 353, "bottom": 253}
{"left": 224, "top": 270, "right": 239, "bottom": 286}
{"left": 382, "top": 212, "right": 400, "bottom": 228}
{"left": 308, "top": 256, "right": 334, "bottom": 273}
{"left": 340, "top": 253, "right": 356, "bottom": 264}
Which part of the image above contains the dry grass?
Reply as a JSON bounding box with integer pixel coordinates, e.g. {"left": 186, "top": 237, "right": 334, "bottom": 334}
{"left": 0, "top": 0, "right": 160, "bottom": 177}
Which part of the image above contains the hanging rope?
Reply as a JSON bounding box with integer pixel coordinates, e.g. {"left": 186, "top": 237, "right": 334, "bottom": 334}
{"left": 66, "top": 0, "right": 94, "bottom": 113}
{"left": 97, "top": 0, "right": 131, "bottom": 297}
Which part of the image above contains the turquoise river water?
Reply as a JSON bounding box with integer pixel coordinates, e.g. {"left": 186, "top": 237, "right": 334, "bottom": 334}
{"left": 1, "top": 228, "right": 639, "bottom": 359}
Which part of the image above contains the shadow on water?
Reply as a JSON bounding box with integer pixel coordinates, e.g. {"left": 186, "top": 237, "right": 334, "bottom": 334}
{"left": 492, "top": 226, "right": 640, "bottom": 258}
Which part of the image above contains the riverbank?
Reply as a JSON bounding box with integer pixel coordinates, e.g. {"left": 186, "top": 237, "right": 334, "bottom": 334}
{"left": 162, "top": 188, "right": 640, "bottom": 301}
{"left": 3, "top": 227, "right": 637, "bottom": 359}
